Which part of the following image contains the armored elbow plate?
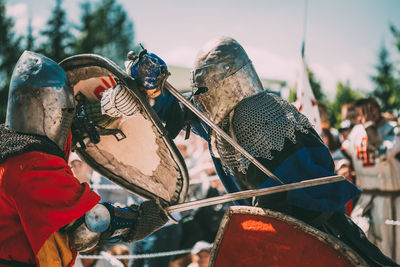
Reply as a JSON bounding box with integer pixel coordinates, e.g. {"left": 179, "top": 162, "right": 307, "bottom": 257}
{"left": 69, "top": 223, "right": 101, "bottom": 252}
{"left": 85, "top": 204, "right": 111, "bottom": 233}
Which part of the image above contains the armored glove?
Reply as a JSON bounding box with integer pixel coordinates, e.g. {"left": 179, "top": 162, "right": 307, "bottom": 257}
{"left": 101, "top": 83, "right": 141, "bottom": 118}
{"left": 67, "top": 200, "right": 169, "bottom": 251}
{"left": 126, "top": 51, "right": 169, "bottom": 98}
{"left": 122, "top": 199, "right": 169, "bottom": 242}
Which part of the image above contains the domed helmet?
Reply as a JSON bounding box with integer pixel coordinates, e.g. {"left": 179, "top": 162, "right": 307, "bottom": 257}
{"left": 191, "top": 37, "right": 263, "bottom": 125}
{"left": 5, "top": 51, "right": 75, "bottom": 150}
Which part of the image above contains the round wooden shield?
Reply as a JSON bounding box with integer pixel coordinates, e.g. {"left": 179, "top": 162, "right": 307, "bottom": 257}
{"left": 60, "top": 54, "right": 189, "bottom": 205}
{"left": 210, "top": 206, "right": 368, "bottom": 267}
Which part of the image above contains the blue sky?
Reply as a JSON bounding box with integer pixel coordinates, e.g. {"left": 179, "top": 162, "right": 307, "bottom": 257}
{"left": 5, "top": 0, "right": 400, "bottom": 98}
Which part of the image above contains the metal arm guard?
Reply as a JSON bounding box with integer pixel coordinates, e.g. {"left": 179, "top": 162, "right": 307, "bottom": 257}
{"left": 66, "top": 200, "right": 169, "bottom": 252}
{"left": 66, "top": 203, "right": 139, "bottom": 252}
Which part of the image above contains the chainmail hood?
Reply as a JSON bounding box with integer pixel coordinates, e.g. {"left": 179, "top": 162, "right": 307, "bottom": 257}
{"left": 214, "top": 92, "right": 313, "bottom": 174}
{"left": 0, "top": 124, "right": 65, "bottom": 164}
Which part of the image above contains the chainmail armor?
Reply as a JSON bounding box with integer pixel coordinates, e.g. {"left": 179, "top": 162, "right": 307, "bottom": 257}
{"left": 215, "top": 92, "right": 313, "bottom": 174}
{"left": 0, "top": 124, "right": 66, "bottom": 164}
{"left": 122, "top": 200, "right": 169, "bottom": 243}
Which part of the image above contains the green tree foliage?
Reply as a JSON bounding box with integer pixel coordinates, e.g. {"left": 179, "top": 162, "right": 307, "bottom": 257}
{"left": 73, "top": 0, "right": 135, "bottom": 65}
{"left": 73, "top": 1, "right": 95, "bottom": 54}
{"left": 390, "top": 24, "right": 400, "bottom": 52}
{"left": 307, "top": 68, "right": 327, "bottom": 103}
{"left": 328, "top": 81, "right": 363, "bottom": 128}
{"left": 370, "top": 45, "right": 400, "bottom": 112}
{"left": 287, "top": 87, "right": 297, "bottom": 103}
{"left": 38, "top": 0, "right": 73, "bottom": 62}
{"left": 0, "top": 0, "right": 22, "bottom": 123}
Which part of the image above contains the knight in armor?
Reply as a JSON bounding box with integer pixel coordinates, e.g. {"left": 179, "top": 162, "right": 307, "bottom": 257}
{"left": 342, "top": 97, "right": 400, "bottom": 263}
{"left": 118, "top": 37, "right": 397, "bottom": 266}
{"left": 0, "top": 51, "right": 169, "bottom": 266}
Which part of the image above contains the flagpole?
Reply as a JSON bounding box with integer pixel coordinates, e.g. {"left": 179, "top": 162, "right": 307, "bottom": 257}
{"left": 301, "top": 0, "right": 309, "bottom": 59}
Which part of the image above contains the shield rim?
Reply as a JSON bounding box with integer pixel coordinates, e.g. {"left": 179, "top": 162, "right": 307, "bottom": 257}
{"left": 59, "top": 54, "right": 189, "bottom": 205}
{"left": 209, "top": 206, "right": 369, "bottom": 267}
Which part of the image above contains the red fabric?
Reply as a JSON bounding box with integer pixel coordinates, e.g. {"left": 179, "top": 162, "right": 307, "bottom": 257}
{"left": 345, "top": 200, "right": 354, "bottom": 216}
{"left": 0, "top": 151, "right": 100, "bottom": 265}
{"left": 345, "top": 176, "right": 355, "bottom": 216}
{"left": 213, "top": 214, "right": 353, "bottom": 267}
{"left": 64, "top": 130, "right": 72, "bottom": 162}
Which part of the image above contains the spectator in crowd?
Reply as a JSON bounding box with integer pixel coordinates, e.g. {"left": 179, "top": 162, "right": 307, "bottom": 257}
{"left": 75, "top": 245, "right": 129, "bottom": 267}
{"left": 132, "top": 217, "right": 183, "bottom": 267}
{"left": 90, "top": 172, "right": 137, "bottom": 207}
{"left": 108, "top": 244, "right": 131, "bottom": 267}
{"left": 69, "top": 152, "right": 93, "bottom": 184}
{"left": 338, "top": 119, "right": 354, "bottom": 143}
{"left": 69, "top": 152, "right": 136, "bottom": 206}
{"left": 321, "top": 128, "right": 339, "bottom": 154}
{"left": 341, "top": 97, "right": 400, "bottom": 262}
{"left": 382, "top": 111, "right": 397, "bottom": 122}
{"left": 341, "top": 102, "right": 358, "bottom": 126}
{"left": 187, "top": 241, "right": 212, "bottom": 267}
{"left": 332, "top": 120, "right": 356, "bottom": 215}
{"left": 318, "top": 102, "right": 340, "bottom": 154}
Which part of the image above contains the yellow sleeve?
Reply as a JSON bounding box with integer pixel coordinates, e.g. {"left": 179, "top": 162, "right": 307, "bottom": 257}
{"left": 36, "top": 231, "right": 75, "bottom": 267}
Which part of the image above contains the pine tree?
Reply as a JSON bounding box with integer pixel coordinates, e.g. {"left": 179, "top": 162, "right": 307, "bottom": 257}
{"left": 26, "top": 16, "right": 35, "bottom": 51}
{"left": 370, "top": 45, "right": 400, "bottom": 112}
{"left": 0, "top": 0, "right": 22, "bottom": 122}
{"left": 73, "top": 0, "right": 135, "bottom": 65}
{"left": 73, "top": 1, "right": 95, "bottom": 53}
{"left": 390, "top": 24, "right": 400, "bottom": 52}
{"left": 38, "top": 0, "right": 73, "bottom": 62}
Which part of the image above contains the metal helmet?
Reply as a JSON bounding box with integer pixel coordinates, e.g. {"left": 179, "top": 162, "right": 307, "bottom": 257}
{"left": 191, "top": 37, "right": 263, "bottom": 125}
{"left": 5, "top": 51, "right": 75, "bottom": 150}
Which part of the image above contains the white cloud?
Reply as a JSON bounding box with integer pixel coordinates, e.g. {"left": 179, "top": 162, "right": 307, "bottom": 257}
{"left": 6, "top": 3, "right": 28, "bottom": 34}
{"left": 163, "top": 46, "right": 198, "bottom": 68}
{"left": 6, "top": 3, "right": 46, "bottom": 37}
{"left": 307, "top": 62, "right": 337, "bottom": 98}
{"left": 334, "top": 62, "right": 372, "bottom": 92}
{"left": 32, "top": 16, "right": 47, "bottom": 36}
{"left": 336, "top": 63, "right": 355, "bottom": 81}
{"left": 246, "top": 46, "right": 298, "bottom": 83}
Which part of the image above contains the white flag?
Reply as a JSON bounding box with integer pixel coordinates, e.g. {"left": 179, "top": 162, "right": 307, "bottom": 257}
{"left": 294, "top": 59, "right": 322, "bottom": 134}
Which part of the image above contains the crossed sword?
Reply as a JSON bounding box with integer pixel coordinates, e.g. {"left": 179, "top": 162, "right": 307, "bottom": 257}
{"left": 160, "top": 82, "right": 344, "bottom": 214}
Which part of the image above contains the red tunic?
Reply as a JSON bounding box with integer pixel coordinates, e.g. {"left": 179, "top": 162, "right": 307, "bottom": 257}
{"left": 0, "top": 151, "right": 100, "bottom": 265}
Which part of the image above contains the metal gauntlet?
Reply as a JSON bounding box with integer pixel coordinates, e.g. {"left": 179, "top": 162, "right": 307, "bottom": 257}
{"left": 122, "top": 200, "right": 169, "bottom": 243}
{"left": 66, "top": 203, "right": 139, "bottom": 252}
{"left": 66, "top": 200, "right": 169, "bottom": 252}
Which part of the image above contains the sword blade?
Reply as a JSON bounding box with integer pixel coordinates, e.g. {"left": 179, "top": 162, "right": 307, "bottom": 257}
{"left": 166, "top": 175, "right": 344, "bottom": 213}
{"left": 164, "top": 82, "right": 284, "bottom": 185}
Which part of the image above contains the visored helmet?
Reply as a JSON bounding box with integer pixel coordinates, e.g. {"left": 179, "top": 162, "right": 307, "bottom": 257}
{"left": 5, "top": 51, "right": 75, "bottom": 150}
{"left": 191, "top": 37, "right": 263, "bottom": 125}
